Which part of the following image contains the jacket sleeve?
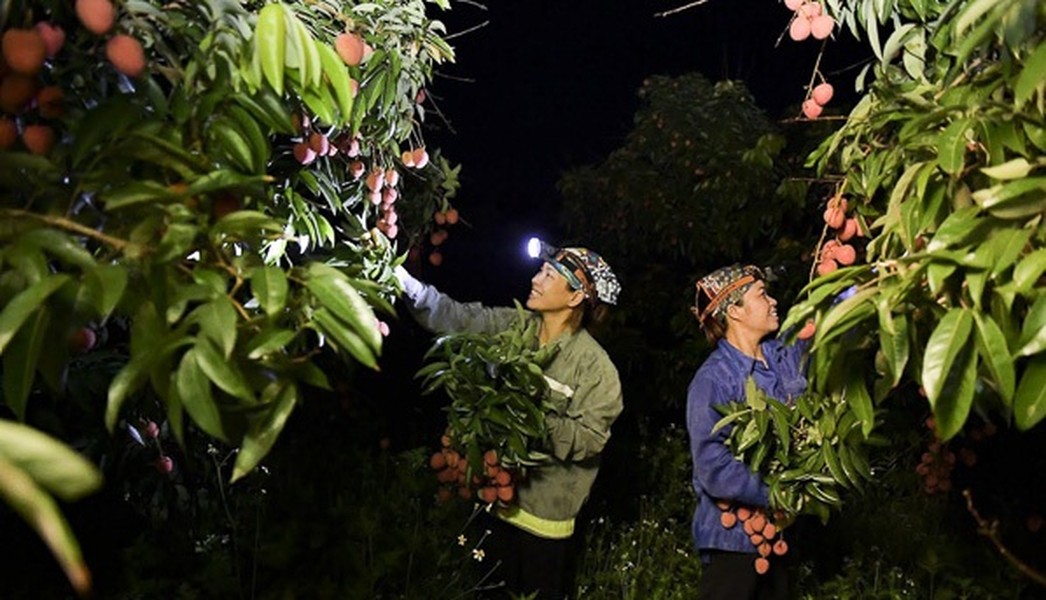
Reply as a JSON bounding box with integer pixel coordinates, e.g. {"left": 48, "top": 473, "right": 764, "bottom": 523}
{"left": 397, "top": 266, "right": 517, "bottom": 335}
{"left": 545, "top": 353, "right": 623, "bottom": 462}
{"left": 687, "top": 374, "right": 769, "bottom": 507}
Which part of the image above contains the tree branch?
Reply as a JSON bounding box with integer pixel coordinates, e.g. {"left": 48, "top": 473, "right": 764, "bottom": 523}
{"left": 963, "top": 489, "right": 1046, "bottom": 588}
{"left": 0, "top": 208, "right": 141, "bottom": 254}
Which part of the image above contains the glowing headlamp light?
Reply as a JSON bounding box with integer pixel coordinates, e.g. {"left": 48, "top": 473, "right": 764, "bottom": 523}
{"left": 526, "top": 237, "right": 556, "bottom": 261}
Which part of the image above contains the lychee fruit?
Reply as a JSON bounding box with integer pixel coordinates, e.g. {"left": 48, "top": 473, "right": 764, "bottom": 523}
{"left": 76, "top": 0, "right": 117, "bottom": 35}
{"left": 36, "top": 86, "right": 64, "bottom": 119}
{"left": 2, "top": 29, "right": 47, "bottom": 75}
{"left": 0, "top": 74, "right": 36, "bottom": 114}
{"left": 789, "top": 17, "right": 811, "bottom": 41}
{"left": 0, "top": 117, "right": 16, "bottom": 150}
{"left": 411, "top": 147, "right": 429, "bottom": 168}
{"left": 811, "top": 15, "right": 835, "bottom": 39}
{"left": 812, "top": 82, "right": 834, "bottom": 106}
{"left": 293, "top": 142, "right": 316, "bottom": 165}
{"left": 21, "top": 124, "right": 54, "bottom": 155}
{"left": 34, "top": 22, "right": 66, "bottom": 58}
{"left": 334, "top": 32, "right": 367, "bottom": 66}
{"left": 106, "top": 34, "right": 146, "bottom": 77}
{"left": 802, "top": 99, "right": 823, "bottom": 119}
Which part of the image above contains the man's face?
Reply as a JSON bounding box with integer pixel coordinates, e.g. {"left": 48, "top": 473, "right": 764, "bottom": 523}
{"left": 731, "top": 280, "right": 779, "bottom": 336}
{"left": 526, "top": 262, "right": 582, "bottom": 312}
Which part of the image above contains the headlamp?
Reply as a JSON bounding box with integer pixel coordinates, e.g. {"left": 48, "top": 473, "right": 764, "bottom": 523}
{"left": 526, "top": 237, "right": 556, "bottom": 261}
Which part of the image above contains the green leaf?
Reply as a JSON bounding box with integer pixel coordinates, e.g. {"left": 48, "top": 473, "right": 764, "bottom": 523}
{"left": 981, "top": 158, "right": 1033, "bottom": 180}
{"left": 197, "top": 297, "right": 238, "bottom": 358}
{"left": 186, "top": 170, "right": 268, "bottom": 197}
{"left": 0, "top": 419, "right": 102, "bottom": 500}
{"left": 212, "top": 210, "right": 284, "bottom": 237}
{"left": 304, "top": 274, "right": 380, "bottom": 353}
{"left": 972, "top": 177, "right": 1046, "bottom": 219}
{"left": 877, "top": 302, "right": 910, "bottom": 389}
{"left": 2, "top": 308, "right": 49, "bottom": 420}
{"left": 317, "top": 42, "right": 355, "bottom": 125}
{"left": 1013, "top": 248, "right": 1046, "bottom": 293}
{"left": 1015, "top": 40, "right": 1046, "bottom": 107}
{"left": 1014, "top": 355, "right": 1046, "bottom": 431}
{"left": 194, "top": 338, "right": 254, "bottom": 403}
{"left": 922, "top": 308, "right": 974, "bottom": 403}
{"left": 250, "top": 266, "right": 288, "bottom": 316}
{"left": 844, "top": 374, "right": 874, "bottom": 437}
{"left": 256, "top": 3, "right": 286, "bottom": 95}
{"left": 231, "top": 384, "right": 298, "bottom": 482}
{"left": 245, "top": 328, "right": 296, "bottom": 360}
{"left": 154, "top": 223, "right": 199, "bottom": 263}
{"left": 972, "top": 311, "right": 1015, "bottom": 403}
{"left": 812, "top": 287, "right": 878, "bottom": 351}
{"left": 0, "top": 455, "right": 92, "bottom": 596}
{"left": 926, "top": 205, "right": 982, "bottom": 252}
{"left": 17, "top": 229, "right": 95, "bottom": 270}
{"left": 1016, "top": 295, "right": 1046, "bottom": 357}
{"left": 928, "top": 321, "right": 977, "bottom": 441}
{"left": 81, "top": 265, "right": 128, "bottom": 320}
{"left": 106, "top": 336, "right": 193, "bottom": 431}
{"left": 312, "top": 308, "right": 378, "bottom": 369}
{"left": 102, "top": 181, "right": 176, "bottom": 210}
{"left": 0, "top": 275, "right": 70, "bottom": 354}
{"left": 937, "top": 119, "right": 971, "bottom": 176}
{"left": 174, "top": 349, "right": 228, "bottom": 443}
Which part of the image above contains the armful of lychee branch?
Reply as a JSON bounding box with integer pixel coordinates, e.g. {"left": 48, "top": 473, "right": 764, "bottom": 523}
{"left": 715, "top": 386, "right": 874, "bottom": 525}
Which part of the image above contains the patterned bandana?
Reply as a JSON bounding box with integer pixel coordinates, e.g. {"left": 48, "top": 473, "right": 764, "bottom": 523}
{"left": 547, "top": 247, "right": 621, "bottom": 306}
{"left": 694, "top": 264, "right": 764, "bottom": 323}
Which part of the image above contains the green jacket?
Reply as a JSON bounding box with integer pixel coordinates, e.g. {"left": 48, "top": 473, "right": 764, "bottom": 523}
{"left": 401, "top": 276, "right": 623, "bottom": 538}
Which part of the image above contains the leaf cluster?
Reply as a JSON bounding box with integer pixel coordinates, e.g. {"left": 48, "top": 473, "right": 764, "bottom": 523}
{"left": 417, "top": 303, "right": 558, "bottom": 477}
{"left": 713, "top": 378, "right": 874, "bottom": 524}
{"left": 786, "top": 0, "right": 1046, "bottom": 441}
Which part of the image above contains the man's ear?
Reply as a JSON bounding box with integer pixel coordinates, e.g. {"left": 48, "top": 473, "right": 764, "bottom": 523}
{"left": 567, "top": 290, "right": 586, "bottom": 309}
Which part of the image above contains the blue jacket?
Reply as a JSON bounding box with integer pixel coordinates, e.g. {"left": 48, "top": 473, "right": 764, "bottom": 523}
{"left": 686, "top": 338, "right": 808, "bottom": 557}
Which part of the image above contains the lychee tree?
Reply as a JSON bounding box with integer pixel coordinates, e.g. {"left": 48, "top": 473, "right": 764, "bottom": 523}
{"left": 742, "top": 0, "right": 1045, "bottom": 584}
{"left": 779, "top": 0, "right": 1045, "bottom": 444}
{"left": 0, "top": 0, "right": 461, "bottom": 592}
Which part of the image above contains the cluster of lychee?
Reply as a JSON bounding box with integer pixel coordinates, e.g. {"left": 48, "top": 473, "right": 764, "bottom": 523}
{"left": 426, "top": 207, "right": 460, "bottom": 267}
{"left": 785, "top": 0, "right": 835, "bottom": 42}
{"left": 801, "top": 81, "right": 834, "bottom": 119}
{"left": 0, "top": 0, "right": 146, "bottom": 155}
{"left": 816, "top": 195, "right": 863, "bottom": 276}
{"left": 128, "top": 419, "right": 174, "bottom": 476}
{"left": 429, "top": 434, "right": 517, "bottom": 506}
{"left": 916, "top": 417, "right": 956, "bottom": 495}
{"left": 716, "top": 500, "right": 790, "bottom": 574}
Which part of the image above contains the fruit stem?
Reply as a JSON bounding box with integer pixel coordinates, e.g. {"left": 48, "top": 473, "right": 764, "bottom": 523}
{"left": 801, "top": 38, "right": 830, "bottom": 114}
{"left": 655, "top": 0, "right": 713, "bottom": 18}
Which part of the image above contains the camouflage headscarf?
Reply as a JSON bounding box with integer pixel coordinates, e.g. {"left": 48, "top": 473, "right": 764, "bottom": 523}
{"left": 694, "top": 264, "right": 765, "bottom": 324}
{"left": 547, "top": 247, "right": 621, "bottom": 306}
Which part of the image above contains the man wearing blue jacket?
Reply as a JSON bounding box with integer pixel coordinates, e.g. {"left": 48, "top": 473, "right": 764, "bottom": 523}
{"left": 686, "top": 264, "right": 808, "bottom": 600}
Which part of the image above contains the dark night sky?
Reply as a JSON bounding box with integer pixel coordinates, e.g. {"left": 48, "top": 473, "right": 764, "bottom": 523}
{"left": 418, "top": 0, "right": 868, "bottom": 304}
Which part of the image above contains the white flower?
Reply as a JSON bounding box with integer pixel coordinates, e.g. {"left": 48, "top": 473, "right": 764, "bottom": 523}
{"left": 472, "top": 549, "right": 486, "bottom": 562}
{"left": 457, "top": 534, "right": 467, "bottom": 547}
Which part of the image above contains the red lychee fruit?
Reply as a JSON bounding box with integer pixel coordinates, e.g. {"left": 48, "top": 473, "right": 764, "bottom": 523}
{"left": 21, "top": 124, "right": 55, "bottom": 155}
{"left": 34, "top": 22, "right": 65, "bottom": 58}
{"left": 812, "top": 82, "right": 834, "bottom": 106}
{"left": 2, "top": 29, "right": 47, "bottom": 75}
{"left": 106, "top": 34, "right": 146, "bottom": 77}
{"left": 76, "top": 0, "right": 116, "bottom": 35}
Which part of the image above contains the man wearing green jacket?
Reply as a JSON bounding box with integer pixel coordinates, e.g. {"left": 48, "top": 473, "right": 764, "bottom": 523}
{"left": 395, "top": 242, "right": 623, "bottom": 599}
